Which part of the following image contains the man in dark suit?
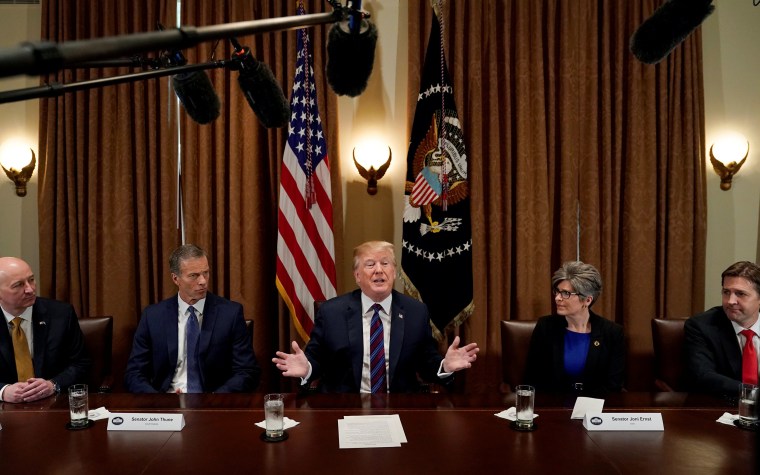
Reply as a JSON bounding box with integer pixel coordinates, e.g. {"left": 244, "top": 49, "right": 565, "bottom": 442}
{"left": 125, "top": 244, "right": 260, "bottom": 393}
{"left": 685, "top": 261, "right": 760, "bottom": 396}
{"left": 273, "top": 241, "right": 479, "bottom": 393}
{"left": 0, "top": 257, "right": 90, "bottom": 403}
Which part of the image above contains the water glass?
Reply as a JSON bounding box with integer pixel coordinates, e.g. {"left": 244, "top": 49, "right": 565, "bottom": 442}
{"left": 264, "top": 393, "right": 285, "bottom": 438}
{"left": 515, "top": 384, "right": 535, "bottom": 429}
{"left": 738, "top": 383, "right": 758, "bottom": 426}
{"left": 68, "top": 384, "right": 89, "bottom": 428}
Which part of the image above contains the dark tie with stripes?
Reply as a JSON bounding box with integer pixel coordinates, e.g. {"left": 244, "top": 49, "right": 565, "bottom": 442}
{"left": 186, "top": 306, "right": 202, "bottom": 393}
{"left": 370, "top": 303, "right": 387, "bottom": 393}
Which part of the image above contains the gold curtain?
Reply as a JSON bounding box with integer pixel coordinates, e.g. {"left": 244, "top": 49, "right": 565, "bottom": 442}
{"left": 39, "top": 0, "right": 179, "bottom": 389}
{"left": 38, "top": 0, "right": 342, "bottom": 391}
{"left": 409, "top": 0, "right": 706, "bottom": 392}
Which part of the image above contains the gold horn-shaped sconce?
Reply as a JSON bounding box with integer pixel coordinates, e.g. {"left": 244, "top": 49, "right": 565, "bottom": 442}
{"left": 353, "top": 145, "right": 392, "bottom": 195}
{"left": 709, "top": 139, "right": 749, "bottom": 191}
{"left": 1, "top": 148, "right": 36, "bottom": 197}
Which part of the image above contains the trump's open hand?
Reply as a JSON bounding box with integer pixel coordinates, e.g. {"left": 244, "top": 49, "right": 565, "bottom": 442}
{"left": 272, "top": 341, "right": 309, "bottom": 378}
{"left": 442, "top": 336, "right": 479, "bottom": 373}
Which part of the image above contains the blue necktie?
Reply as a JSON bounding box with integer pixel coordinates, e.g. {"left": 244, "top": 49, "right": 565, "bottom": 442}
{"left": 186, "top": 306, "right": 202, "bottom": 393}
{"left": 369, "top": 304, "right": 387, "bottom": 393}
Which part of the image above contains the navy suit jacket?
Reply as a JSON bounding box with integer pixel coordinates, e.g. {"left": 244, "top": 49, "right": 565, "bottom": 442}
{"left": 124, "top": 292, "right": 260, "bottom": 393}
{"left": 684, "top": 306, "right": 743, "bottom": 396}
{"left": 524, "top": 312, "right": 625, "bottom": 395}
{"left": 304, "top": 289, "right": 448, "bottom": 393}
{"left": 1, "top": 298, "right": 90, "bottom": 391}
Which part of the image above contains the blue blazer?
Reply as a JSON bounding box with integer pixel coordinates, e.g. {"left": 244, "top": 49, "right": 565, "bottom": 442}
{"left": 684, "top": 306, "right": 743, "bottom": 396}
{"left": 0, "top": 297, "right": 90, "bottom": 391}
{"left": 305, "top": 289, "right": 448, "bottom": 393}
{"left": 124, "top": 292, "right": 260, "bottom": 393}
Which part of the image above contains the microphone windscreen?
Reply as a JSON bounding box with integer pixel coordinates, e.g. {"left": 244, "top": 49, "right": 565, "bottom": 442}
{"left": 237, "top": 61, "right": 290, "bottom": 128}
{"left": 630, "top": 0, "right": 715, "bottom": 65}
{"left": 326, "top": 19, "right": 377, "bottom": 97}
{"left": 171, "top": 71, "right": 221, "bottom": 124}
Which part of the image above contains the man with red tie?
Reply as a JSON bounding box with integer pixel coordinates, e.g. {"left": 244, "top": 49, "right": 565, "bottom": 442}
{"left": 685, "top": 261, "right": 759, "bottom": 396}
{"left": 273, "top": 241, "right": 479, "bottom": 393}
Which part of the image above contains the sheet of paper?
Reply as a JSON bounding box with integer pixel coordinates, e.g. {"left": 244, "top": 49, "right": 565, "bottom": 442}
{"left": 571, "top": 397, "right": 605, "bottom": 419}
{"left": 338, "top": 415, "right": 404, "bottom": 448}
{"left": 343, "top": 414, "right": 407, "bottom": 443}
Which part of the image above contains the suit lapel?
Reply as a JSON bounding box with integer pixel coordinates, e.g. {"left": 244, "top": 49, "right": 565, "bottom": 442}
{"left": 0, "top": 317, "right": 15, "bottom": 375}
{"left": 715, "top": 315, "right": 742, "bottom": 378}
{"left": 165, "top": 298, "right": 180, "bottom": 368}
{"left": 388, "top": 292, "right": 405, "bottom": 386}
{"left": 583, "top": 314, "right": 603, "bottom": 379}
{"left": 199, "top": 294, "right": 216, "bottom": 358}
{"left": 31, "top": 301, "right": 50, "bottom": 376}
{"left": 347, "top": 292, "right": 363, "bottom": 390}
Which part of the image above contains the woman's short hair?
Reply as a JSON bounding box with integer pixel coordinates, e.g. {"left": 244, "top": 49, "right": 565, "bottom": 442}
{"left": 552, "top": 261, "right": 603, "bottom": 307}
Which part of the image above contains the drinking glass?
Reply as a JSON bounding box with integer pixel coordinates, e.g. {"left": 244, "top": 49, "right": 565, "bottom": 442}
{"left": 68, "top": 384, "right": 89, "bottom": 428}
{"left": 264, "top": 393, "right": 285, "bottom": 438}
{"left": 515, "top": 384, "right": 535, "bottom": 429}
{"left": 738, "top": 383, "right": 758, "bottom": 426}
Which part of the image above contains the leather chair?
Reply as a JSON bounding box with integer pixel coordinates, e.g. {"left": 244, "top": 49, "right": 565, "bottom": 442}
{"left": 78, "top": 316, "right": 113, "bottom": 393}
{"left": 651, "top": 318, "right": 688, "bottom": 392}
{"left": 500, "top": 320, "right": 537, "bottom": 393}
{"left": 245, "top": 319, "right": 254, "bottom": 349}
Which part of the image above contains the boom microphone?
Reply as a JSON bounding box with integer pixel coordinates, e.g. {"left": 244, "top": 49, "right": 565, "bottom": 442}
{"left": 325, "top": 1, "right": 377, "bottom": 97}
{"left": 630, "top": 0, "right": 715, "bottom": 65}
{"left": 229, "top": 38, "right": 290, "bottom": 128}
{"left": 164, "top": 46, "right": 221, "bottom": 125}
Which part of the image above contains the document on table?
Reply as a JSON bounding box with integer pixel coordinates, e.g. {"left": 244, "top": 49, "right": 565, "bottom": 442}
{"left": 338, "top": 414, "right": 407, "bottom": 449}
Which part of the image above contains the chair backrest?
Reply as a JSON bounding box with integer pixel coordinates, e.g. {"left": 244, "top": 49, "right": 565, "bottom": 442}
{"left": 651, "top": 318, "right": 687, "bottom": 392}
{"left": 500, "top": 320, "right": 537, "bottom": 393}
{"left": 78, "top": 316, "right": 113, "bottom": 392}
{"left": 245, "top": 319, "right": 254, "bottom": 349}
{"left": 313, "top": 300, "right": 324, "bottom": 316}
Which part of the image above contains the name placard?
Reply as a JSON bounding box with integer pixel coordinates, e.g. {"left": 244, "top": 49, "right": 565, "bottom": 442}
{"left": 107, "top": 413, "right": 185, "bottom": 431}
{"left": 583, "top": 412, "right": 664, "bottom": 431}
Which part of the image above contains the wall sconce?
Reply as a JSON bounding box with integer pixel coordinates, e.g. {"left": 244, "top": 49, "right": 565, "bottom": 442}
{"left": 353, "top": 145, "right": 392, "bottom": 195}
{"left": 0, "top": 147, "right": 36, "bottom": 197}
{"left": 709, "top": 136, "right": 749, "bottom": 191}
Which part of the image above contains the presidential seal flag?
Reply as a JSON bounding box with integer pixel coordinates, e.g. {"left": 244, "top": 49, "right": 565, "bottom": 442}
{"left": 276, "top": 8, "right": 337, "bottom": 341}
{"left": 401, "top": 12, "right": 472, "bottom": 336}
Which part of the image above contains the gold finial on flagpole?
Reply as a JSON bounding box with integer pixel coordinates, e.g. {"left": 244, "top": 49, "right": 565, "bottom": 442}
{"left": 430, "top": 0, "right": 442, "bottom": 18}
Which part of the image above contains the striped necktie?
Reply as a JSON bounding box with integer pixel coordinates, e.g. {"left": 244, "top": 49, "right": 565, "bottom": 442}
{"left": 186, "top": 306, "right": 202, "bottom": 393}
{"left": 369, "top": 303, "right": 387, "bottom": 393}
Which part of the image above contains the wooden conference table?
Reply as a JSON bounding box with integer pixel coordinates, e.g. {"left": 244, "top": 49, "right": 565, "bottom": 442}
{"left": 0, "top": 392, "right": 756, "bottom": 474}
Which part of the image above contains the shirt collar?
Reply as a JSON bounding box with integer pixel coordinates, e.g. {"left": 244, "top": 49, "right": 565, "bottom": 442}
{"left": 2, "top": 305, "right": 33, "bottom": 324}
{"left": 178, "top": 295, "right": 206, "bottom": 317}
{"left": 731, "top": 315, "right": 760, "bottom": 336}
{"left": 360, "top": 293, "right": 392, "bottom": 316}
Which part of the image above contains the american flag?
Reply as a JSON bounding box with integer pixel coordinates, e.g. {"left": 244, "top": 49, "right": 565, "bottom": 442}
{"left": 276, "top": 19, "right": 337, "bottom": 341}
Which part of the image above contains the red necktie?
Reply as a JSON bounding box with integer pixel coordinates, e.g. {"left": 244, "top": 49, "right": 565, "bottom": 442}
{"left": 369, "top": 304, "right": 387, "bottom": 393}
{"left": 740, "top": 329, "right": 758, "bottom": 385}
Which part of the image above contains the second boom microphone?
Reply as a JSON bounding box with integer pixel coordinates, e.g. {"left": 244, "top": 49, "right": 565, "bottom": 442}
{"left": 230, "top": 39, "right": 290, "bottom": 128}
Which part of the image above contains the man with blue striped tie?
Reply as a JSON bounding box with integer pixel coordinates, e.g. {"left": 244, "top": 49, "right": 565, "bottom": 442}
{"left": 273, "top": 241, "right": 479, "bottom": 393}
{"left": 125, "top": 244, "right": 260, "bottom": 393}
